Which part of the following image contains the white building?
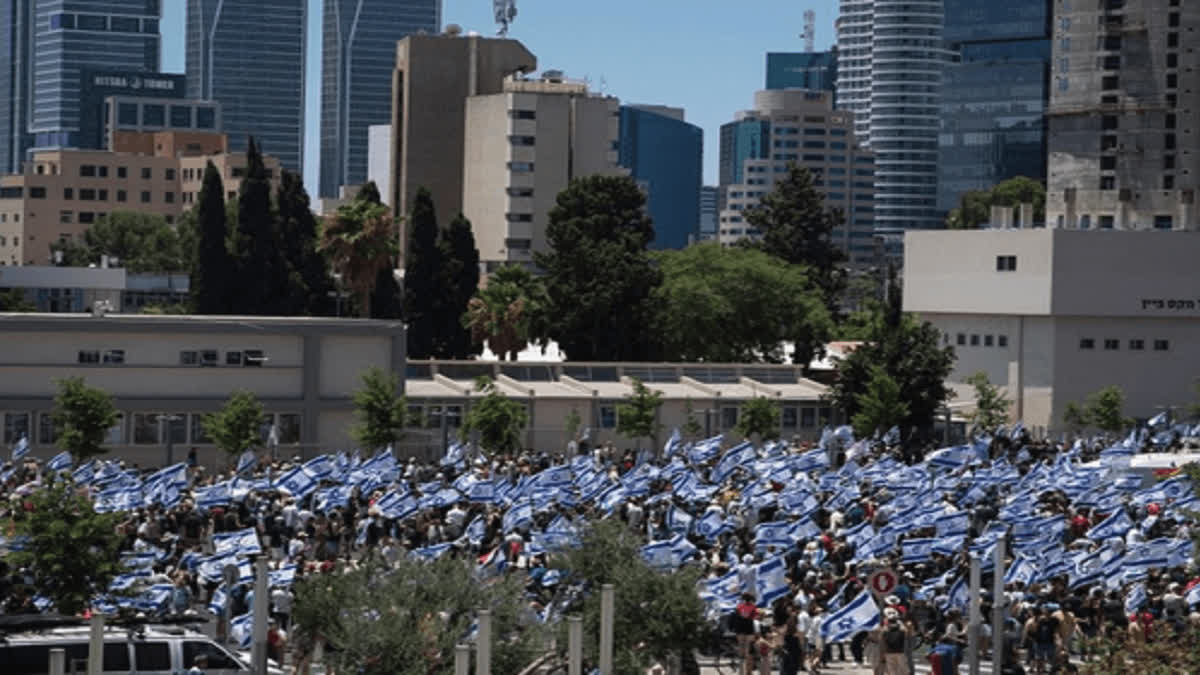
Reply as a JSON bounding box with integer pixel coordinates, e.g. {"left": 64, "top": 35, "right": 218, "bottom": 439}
{"left": 904, "top": 229, "right": 1200, "bottom": 433}
{"left": 462, "top": 72, "right": 625, "bottom": 272}
{"left": 367, "top": 124, "right": 392, "bottom": 206}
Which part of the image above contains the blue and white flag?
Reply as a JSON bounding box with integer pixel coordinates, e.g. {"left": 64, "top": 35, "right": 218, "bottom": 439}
{"left": 208, "top": 586, "right": 228, "bottom": 615}
{"left": 664, "top": 428, "right": 683, "bottom": 458}
{"left": 1087, "top": 510, "right": 1133, "bottom": 541}
{"left": 666, "top": 505, "right": 694, "bottom": 536}
{"left": 901, "top": 537, "right": 936, "bottom": 564}
{"left": 503, "top": 501, "right": 534, "bottom": 533}
{"left": 882, "top": 426, "right": 901, "bottom": 447}
{"left": 11, "top": 435, "right": 28, "bottom": 461}
{"left": 712, "top": 442, "right": 756, "bottom": 484}
{"left": 463, "top": 517, "right": 487, "bottom": 547}
{"left": 195, "top": 482, "right": 232, "bottom": 510}
{"left": 1147, "top": 412, "right": 1169, "bottom": 429}
{"left": 820, "top": 589, "right": 881, "bottom": 643}
{"left": 755, "top": 555, "right": 791, "bottom": 606}
{"left": 268, "top": 565, "right": 296, "bottom": 588}
{"left": 110, "top": 570, "right": 151, "bottom": 591}
{"left": 1187, "top": 583, "right": 1200, "bottom": 609}
{"left": 230, "top": 613, "right": 254, "bottom": 649}
{"left": 641, "top": 535, "right": 697, "bottom": 571}
{"left": 212, "top": 528, "right": 262, "bottom": 557}
{"left": 71, "top": 461, "right": 95, "bottom": 485}
{"left": 410, "top": 542, "right": 454, "bottom": 562}
{"left": 534, "top": 465, "right": 573, "bottom": 490}
{"left": 47, "top": 451, "right": 73, "bottom": 472}
{"left": 1125, "top": 582, "right": 1147, "bottom": 615}
{"left": 943, "top": 575, "right": 969, "bottom": 611}
{"left": 468, "top": 481, "right": 496, "bottom": 504}
{"left": 935, "top": 511, "right": 969, "bottom": 537}
{"left": 237, "top": 450, "right": 257, "bottom": 475}
{"left": 688, "top": 435, "right": 724, "bottom": 465}
{"left": 275, "top": 466, "right": 318, "bottom": 499}
{"left": 696, "top": 510, "right": 731, "bottom": 540}
{"left": 441, "top": 441, "right": 467, "bottom": 468}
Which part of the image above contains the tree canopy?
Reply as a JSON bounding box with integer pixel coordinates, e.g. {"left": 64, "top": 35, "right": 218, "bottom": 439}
{"left": 850, "top": 365, "right": 910, "bottom": 439}
{"left": 462, "top": 264, "right": 547, "bottom": 361}
{"left": 436, "top": 213, "right": 481, "bottom": 359}
{"left": 616, "top": 378, "right": 663, "bottom": 450}
{"left": 350, "top": 367, "right": 409, "bottom": 452}
{"left": 51, "top": 211, "right": 185, "bottom": 272}
{"left": 322, "top": 183, "right": 398, "bottom": 319}
{"left": 404, "top": 187, "right": 442, "bottom": 358}
{"left": 735, "top": 397, "right": 782, "bottom": 442}
{"left": 190, "top": 161, "right": 235, "bottom": 314}
{"left": 460, "top": 377, "right": 529, "bottom": 455}
{"left": 653, "top": 242, "right": 832, "bottom": 364}
{"left": 52, "top": 376, "right": 119, "bottom": 462}
{"left": 204, "top": 390, "right": 264, "bottom": 457}
{"left": 1063, "top": 386, "right": 1133, "bottom": 434}
{"left": 965, "top": 371, "right": 1010, "bottom": 434}
{"left": 536, "top": 175, "right": 661, "bottom": 361}
{"left": 946, "top": 176, "right": 1046, "bottom": 229}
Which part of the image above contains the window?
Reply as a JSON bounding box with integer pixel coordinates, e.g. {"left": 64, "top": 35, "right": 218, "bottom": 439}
{"left": 134, "top": 643, "right": 171, "bottom": 671}
{"left": 200, "top": 350, "right": 219, "bottom": 366}
{"left": 116, "top": 190, "right": 127, "bottom": 202}
{"left": 275, "top": 413, "right": 302, "bottom": 444}
{"left": 1168, "top": 12, "right": 1180, "bottom": 27}
{"left": 998, "top": 335, "right": 1009, "bottom": 348}
{"left": 179, "top": 350, "right": 198, "bottom": 366}
{"left": 1165, "top": 155, "right": 1176, "bottom": 170}
{"left": 782, "top": 407, "right": 798, "bottom": 429}
{"left": 1155, "top": 215, "right": 1174, "bottom": 229}
{"left": 956, "top": 333, "right": 966, "bottom": 346}
{"left": 721, "top": 406, "right": 739, "bottom": 429}
{"left": 98, "top": 189, "right": 107, "bottom": 201}
{"left": 505, "top": 238, "right": 532, "bottom": 250}
{"left": 60, "top": 210, "right": 73, "bottom": 224}
{"left": 182, "top": 642, "right": 241, "bottom": 670}
{"left": 165, "top": 168, "right": 176, "bottom": 181}
{"left": 509, "top": 109, "right": 537, "bottom": 120}
{"left": 1129, "top": 339, "right": 1145, "bottom": 350}
{"left": 507, "top": 161, "right": 534, "bottom": 173}
{"left": 970, "top": 334, "right": 980, "bottom": 346}
{"left": 984, "top": 335, "right": 994, "bottom": 347}
{"left": 243, "top": 349, "right": 265, "bottom": 367}
{"left": 78, "top": 350, "right": 100, "bottom": 364}
{"left": 164, "top": 192, "right": 174, "bottom": 204}
{"left": 505, "top": 213, "right": 533, "bottom": 222}
{"left": 80, "top": 164, "right": 96, "bottom": 177}
{"left": 1100, "top": 156, "right": 1116, "bottom": 170}
{"left": 800, "top": 407, "right": 816, "bottom": 428}
{"left": 141, "top": 167, "right": 152, "bottom": 179}
{"left": 196, "top": 107, "right": 216, "bottom": 129}
{"left": 1079, "top": 338, "right": 1095, "bottom": 350}
{"left": 996, "top": 255, "right": 1017, "bottom": 271}
{"left": 508, "top": 135, "right": 536, "bottom": 146}
{"left": 142, "top": 104, "right": 165, "bottom": 126}
{"left": 1168, "top": 32, "right": 1179, "bottom": 48}
{"left": 64, "top": 187, "right": 74, "bottom": 200}
{"left": 598, "top": 404, "right": 617, "bottom": 429}
{"left": 37, "top": 413, "right": 57, "bottom": 446}
{"left": 1101, "top": 115, "right": 1118, "bottom": 130}
{"left": 1100, "top": 176, "right": 1116, "bottom": 190}
{"left": 190, "top": 414, "right": 212, "bottom": 444}
{"left": 29, "top": 186, "right": 46, "bottom": 199}
{"left": 1104, "top": 339, "right": 1120, "bottom": 350}
{"left": 226, "top": 351, "right": 243, "bottom": 366}
{"left": 169, "top": 105, "right": 192, "bottom": 128}
{"left": 4, "top": 412, "right": 29, "bottom": 445}
{"left": 1154, "top": 339, "right": 1170, "bottom": 351}
{"left": 1101, "top": 76, "right": 1119, "bottom": 90}
{"left": 103, "top": 349, "right": 125, "bottom": 364}
{"left": 79, "top": 188, "right": 96, "bottom": 201}
{"left": 141, "top": 191, "right": 151, "bottom": 203}
{"left": 133, "top": 413, "right": 160, "bottom": 444}
{"left": 79, "top": 212, "right": 95, "bottom": 224}
{"left": 1164, "top": 175, "right": 1175, "bottom": 190}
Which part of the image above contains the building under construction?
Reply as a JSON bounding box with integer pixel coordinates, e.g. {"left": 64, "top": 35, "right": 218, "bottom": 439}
{"left": 1046, "top": 0, "right": 1199, "bottom": 230}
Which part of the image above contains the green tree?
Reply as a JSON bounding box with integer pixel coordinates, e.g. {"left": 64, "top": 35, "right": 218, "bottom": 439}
{"left": 321, "top": 184, "right": 398, "bottom": 318}
{"left": 230, "top": 137, "right": 285, "bottom": 314}
{"left": 291, "top": 556, "right": 544, "bottom": 675}
{"left": 204, "top": 390, "right": 264, "bottom": 457}
{"left": 191, "top": 161, "right": 235, "bottom": 314}
{"left": 736, "top": 397, "right": 782, "bottom": 442}
{"left": 1066, "top": 386, "right": 1133, "bottom": 434}
{"left": 829, "top": 268, "right": 956, "bottom": 440}
{"left": 403, "top": 188, "right": 442, "bottom": 357}
{"left": 350, "top": 367, "right": 408, "bottom": 452}
{"left": 851, "top": 365, "right": 910, "bottom": 439}
{"left": 654, "top": 243, "right": 832, "bottom": 364}
{"left": 946, "top": 176, "right": 1046, "bottom": 228}
{"left": 50, "top": 211, "right": 185, "bottom": 272}
{"left": 617, "top": 378, "right": 663, "bottom": 450}
{"left": 276, "top": 169, "right": 332, "bottom": 315}
{"left": 436, "top": 213, "right": 481, "bottom": 358}
{"left": 965, "top": 371, "right": 1010, "bottom": 434}
{"left": 7, "top": 482, "right": 124, "bottom": 615}
{"left": 460, "top": 377, "right": 528, "bottom": 455}
{"left": 0, "top": 288, "right": 35, "bottom": 311}
{"left": 351, "top": 184, "right": 405, "bottom": 320}
{"left": 1063, "top": 401, "right": 1089, "bottom": 435}
{"left": 462, "top": 265, "right": 548, "bottom": 361}
{"left": 536, "top": 175, "right": 661, "bottom": 361}
{"left": 682, "top": 399, "right": 704, "bottom": 441}
{"left": 564, "top": 407, "right": 582, "bottom": 446}
{"left": 552, "top": 519, "right": 707, "bottom": 673}
{"left": 743, "top": 162, "right": 846, "bottom": 313}
{"left": 52, "top": 376, "right": 118, "bottom": 463}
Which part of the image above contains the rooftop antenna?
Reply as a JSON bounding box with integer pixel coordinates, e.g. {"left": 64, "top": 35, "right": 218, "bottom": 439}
{"left": 494, "top": 0, "right": 517, "bottom": 37}
{"left": 802, "top": 10, "right": 815, "bottom": 52}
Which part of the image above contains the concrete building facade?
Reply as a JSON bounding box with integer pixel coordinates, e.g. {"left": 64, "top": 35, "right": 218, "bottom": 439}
{"left": 717, "top": 90, "right": 877, "bottom": 265}
{"left": 904, "top": 229, "right": 1200, "bottom": 434}
{"left": 186, "top": 0, "right": 307, "bottom": 170}
{"left": 699, "top": 185, "right": 718, "bottom": 239}
{"left": 1045, "top": 0, "right": 1200, "bottom": 231}
{"left": 0, "top": 132, "right": 280, "bottom": 264}
{"left": 0, "top": 313, "right": 405, "bottom": 467}
{"left": 617, "top": 104, "right": 703, "bottom": 250}
{"left": 319, "top": 0, "right": 440, "bottom": 198}
{"left": 0, "top": 264, "right": 188, "bottom": 313}
{"left": 388, "top": 33, "right": 536, "bottom": 232}
{"left": 462, "top": 74, "right": 624, "bottom": 271}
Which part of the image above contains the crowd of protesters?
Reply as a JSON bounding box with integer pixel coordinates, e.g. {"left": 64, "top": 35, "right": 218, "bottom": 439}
{"left": 0, "top": 426, "right": 1198, "bottom": 675}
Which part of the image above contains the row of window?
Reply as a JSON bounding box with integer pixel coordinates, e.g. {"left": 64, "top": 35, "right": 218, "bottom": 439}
{"left": 5, "top": 410, "right": 300, "bottom": 448}
{"left": 950, "top": 333, "right": 1009, "bottom": 348}
{"left": 113, "top": 102, "right": 216, "bottom": 130}
{"left": 49, "top": 13, "right": 158, "bottom": 34}
{"left": 1079, "top": 338, "right": 1170, "bottom": 352}
{"left": 77, "top": 165, "right": 175, "bottom": 181}
{"left": 74, "top": 349, "right": 268, "bottom": 367}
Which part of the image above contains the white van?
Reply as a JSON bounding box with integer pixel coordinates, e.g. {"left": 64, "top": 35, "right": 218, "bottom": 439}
{"left": 0, "top": 623, "right": 281, "bottom": 675}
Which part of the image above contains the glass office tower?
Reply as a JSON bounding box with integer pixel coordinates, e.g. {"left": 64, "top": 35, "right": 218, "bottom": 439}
{"left": 187, "top": 0, "right": 306, "bottom": 170}
{"left": 937, "top": 0, "right": 1050, "bottom": 216}
{"left": 617, "top": 105, "right": 703, "bottom": 250}
{"left": 319, "top": 0, "right": 440, "bottom": 198}
{"left": 766, "top": 50, "right": 838, "bottom": 102}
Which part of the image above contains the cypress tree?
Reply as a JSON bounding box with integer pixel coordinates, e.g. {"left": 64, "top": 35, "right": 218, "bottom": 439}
{"left": 403, "top": 187, "right": 442, "bottom": 359}
{"left": 276, "top": 170, "right": 331, "bottom": 315}
{"left": 191, "top": 161, "right": 233, "bottom": 314}
{"left": 232, "top": 137, "right": 281, "bottom": 314}
{"left": 436, "top": 213, "right": 481, "bottom": 358}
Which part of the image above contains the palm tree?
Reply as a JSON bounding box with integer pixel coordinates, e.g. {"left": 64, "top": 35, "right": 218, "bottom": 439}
{"left": 319, "top": 197, "right": 397, "bottom": 318}
{"left": 461, "top": 265, "right": 546, "bottom": 360}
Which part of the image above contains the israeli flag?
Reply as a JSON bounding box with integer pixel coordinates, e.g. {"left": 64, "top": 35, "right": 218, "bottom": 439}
{"left": 314, "top": 486, "right": 351, "bottom": 513}
{"left": 47, "top": 451, "right": 73, "bottom": 472}
{"left": 696, "top": 511, "right": 730, "bottom": 540}
{"left": 208, "top": 586, "right": 228, "bottom": 615}
{"left": 11, "top": 435, "right": 28, "bottom": 461}
{"left": 820, "top": 589, "right": 881, "bottom": 643}
{"left": 237, "top": 450, "right": 257, "bottom": 475}
{"left": 749, "top": 555, "right": 788, "bottom": 605}
{"left": 503, "top": 501, "right": 534, "bottom": 533}
{"left": 833, "top": 425, "right": 855, "bottom": 446}
{"left": 943, "top": 575, "right": 968, "bottom": 611}
{"left": 663, "top": 428, "right": 683, "bottom": 458}
{"left": 212, "top": 528, "right": 262, "bottom": 557}
{"left": 1087, "top": 510, "right": 1133, "bottom": 541}
{"left": 1009, "top": 421, "right": 1025, "bottom": 441}
{"left": 463, "top": 516, "right": 487, "bottom": 547}
{"left": 534, "top": 465, "right": 573, "bottom": 489}
{"left": 410, "top": 542, "right": 454, "bottom": 562}
{"left": 275, "top": 466, "right": 318, "bottom": 499}
{"left": 110, "top": 570, "right": 151, "bottom": 591}
{"left": 71, "top": 461, "right": 95, "bottom": 485}
{"left": 268, "top": 565, "right": 296, "bottom": 588}
{"left": 1147, "top": 412, "right": 1169, "bottom": 429}
{"left": 1125, "top": 582, "right": 1147, "bottom": 614}
{"left": 882, "top": 425, "right": 901, "bottom": 446}
{"left": 230, "top": 613, "right": 254, "bottom": 649}
{"left": 935, "top": 511, "right": 970, "bottom": 537}
{"left": 641, "top": 536, "right": 696, "bottom": 570}
{"left": 468, "top": 481, "right": 496, "bottom": 504}
{"left": 1187, "top": 583, "right": 1200, "bottom": 609}
{"left": 196, "top": 482, "right": 232, "bottom": 510}
{"left": 441, "top": 441, "right": 467, "bottom": 468}
{"left": 901, "top": 537, "right": 935, "bottom": 564}
{"left": 689, "top": 435, "right": 723, "bottom": 464}
{"left": 667, "top": 505, "right": 694, "bottom": 536}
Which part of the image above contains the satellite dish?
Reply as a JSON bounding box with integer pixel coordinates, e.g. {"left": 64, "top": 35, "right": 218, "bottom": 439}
{"left": 445, "top": 23, "right": 463, "bottom": 36}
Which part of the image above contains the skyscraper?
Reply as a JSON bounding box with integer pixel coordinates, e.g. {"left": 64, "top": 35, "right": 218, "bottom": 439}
{"left": 187, "top": 0, "right": 306, "bottom": 171}
{"left": 1, "top": 1, "right": 161, "bottom": 172}
{"left": 766, "top": 50, "right": 838, "bottom": 101}
{"left": 836, "top": 0, "right": 945, "bottom": 236}
{"left": 617, "top": 105, "right": 703, "bottom": 250}
{"left": 319, "top": 0, "right": 440, "bottom": 198}
{"left": 937, "top": 0, "right": 1049, "bottom": 216}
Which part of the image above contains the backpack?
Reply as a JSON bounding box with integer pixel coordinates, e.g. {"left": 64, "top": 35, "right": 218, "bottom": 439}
{"left": 884, "top": 625, "right": 906, "bottom": 652}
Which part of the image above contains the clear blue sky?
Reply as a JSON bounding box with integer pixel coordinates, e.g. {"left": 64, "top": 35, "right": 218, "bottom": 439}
{"left": 160, "top": 0, "right": 840, "bottom": 196}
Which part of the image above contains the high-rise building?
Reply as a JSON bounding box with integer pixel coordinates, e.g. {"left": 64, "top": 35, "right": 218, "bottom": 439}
{"left": 186, "top": 0, "right": 307, "bottom": 171}
{"left": 717, "top": 90, "right": 877, "bottom": 266}
{"left": 388, "top": 33, "right": 536, "bottom": 230}
{"left": 937, "top": 0, "right": 1050, "bottom": 216}
{"left": 836, "top": 0, "right": 944, "bottom": 236}
{"left": 319, "top": 0, "right": 441, "bottom": 199}
{"left": 366, "top": 124, "right": 392, "bottom": 205}
{"left": 766, "top": 50, "right": 838, "bottom": 100}
{"left": 463, "top": 72, "right": 625, "bottom": 271}
{"left": 699, "top": 185, "right": 718, "bottom": 239}
{"left": 617, "top": 105, "right": 703, "bottom": 250}
{"left": 1, "top": 1, "right": 162, "bottom": 172}
{"left": 1045, "top": 0, "right": 1199, "bottom": 231}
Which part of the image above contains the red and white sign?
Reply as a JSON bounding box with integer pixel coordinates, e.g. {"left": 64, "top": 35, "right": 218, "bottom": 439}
{"left": 867, "top": 568, "right": 898, "bottom": 599}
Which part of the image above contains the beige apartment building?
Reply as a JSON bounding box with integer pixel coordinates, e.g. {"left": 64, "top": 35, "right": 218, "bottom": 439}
{"left": 463, "top": 73, "right": 625, "bottom": 270}
{"left": 389, "top": 32, "right": 537, "bottom": 232}
{"left": 0, "top": 131, "right": 280, "bottom": 266}
{"left": 718, "top": 90, "right": 877, "bottom": 266}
